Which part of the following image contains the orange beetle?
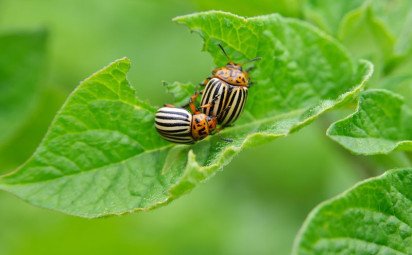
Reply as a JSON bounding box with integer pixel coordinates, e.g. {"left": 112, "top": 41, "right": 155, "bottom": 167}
{"left": 200, "top": 45, "right": 260, "bottom": 127}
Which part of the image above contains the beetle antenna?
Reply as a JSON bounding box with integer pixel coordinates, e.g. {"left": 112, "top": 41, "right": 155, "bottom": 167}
{"left": 218, "top": 44, "right": 231, "bottom": 62}
{"left": 242, "top": 57, "right": 261, "bottom": 65}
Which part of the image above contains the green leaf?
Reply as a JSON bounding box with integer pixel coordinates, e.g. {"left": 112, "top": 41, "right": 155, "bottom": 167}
{"left": 304, "top": 0, "right": 412, "bottom": 75}
{"left": 304, "top": 0, "right": 364, "bottom": 35}
{"left": 305, "top": 0, "right": 412, "bottom": 46}
{"left": 338, "top": 4, "right": 395, "bottom": 78}
{"left": 0, "top": 11, "right": 373, "bottom": 218}
{"left": 378, "top": 52, "right": 412, "bottom": 108}
{"left": 293, "top": 168, "right": 412, "bottom": 255}
{"left": 378, "top": 73, "right": 412, "bottom": 109}
{"left": 314, "top": 1, "right": 412, "bottom": 156}
{"left": 0, "top": 58, "right": 175, "bottom": 218}
{"left": 327, "top": 89, "right": 412, "bottom": 155}
{"left": 0, "top": 31, "right": 47, "bottom": 146}
{"left": 370, "top": 1, "right": 412, "bottom": 55}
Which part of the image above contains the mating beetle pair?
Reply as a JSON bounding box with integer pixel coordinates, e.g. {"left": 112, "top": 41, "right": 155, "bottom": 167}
{"left": 155, "top": 45, "right": 259, "bottom": 144}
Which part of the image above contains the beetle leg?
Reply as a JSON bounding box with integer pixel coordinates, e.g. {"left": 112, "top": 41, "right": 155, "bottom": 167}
{"left": 188, "top": 91, "right": 200, "bottom": 114}
{"left": 180, "top": 91, "right": 201, "bottom": 111}
{"left": 164, "top": 103, "right": 176, "bottom": 107}
{"left": 200, "top": 103, "right": 212, "bottom": 109}
{"left": 200, "top": 93, "right": 220, "bottom": 108}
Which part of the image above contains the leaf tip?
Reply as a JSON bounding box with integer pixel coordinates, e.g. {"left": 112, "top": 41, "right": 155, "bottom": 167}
{"left": 115, "top": 56, "right": 131, "bottom": 70}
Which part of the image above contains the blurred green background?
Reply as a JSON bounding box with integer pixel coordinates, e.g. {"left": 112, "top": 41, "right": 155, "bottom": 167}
{"left": 0, "top": 0, "right": 385, "bottom": 254}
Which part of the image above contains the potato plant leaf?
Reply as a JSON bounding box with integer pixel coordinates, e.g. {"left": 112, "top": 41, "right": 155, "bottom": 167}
{"left": 304, "top": 0, "right": 412, "bottom": 81}
{"left": 293, "top": 168, "right": 412, "bottom": 255}
{"left": 0, "top": 11, "right": 373, "bottom": 218}
{"left": 338, "top": 4, "right": 395, "bottom": 78}
{"left": 305, "top": 0, "right": 412, "bottom": 54}
{"left": 304, "top": 0, "right": 364, "bottom": 36}
{"left": 327, "top": 89, "right": 412, "bottom": 155}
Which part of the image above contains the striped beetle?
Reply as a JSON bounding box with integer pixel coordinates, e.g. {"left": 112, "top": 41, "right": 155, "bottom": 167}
{"left": 155, "top": 93, "right": 220, "bottom": 144}
{"left": 200, "top": 45, "right": 260, "bottom": 127}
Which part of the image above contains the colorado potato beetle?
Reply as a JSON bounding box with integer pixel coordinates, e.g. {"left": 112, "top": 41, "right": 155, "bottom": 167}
{"left": 200, "top": 45, "right": 260, "bottom": 127}
{"left": 155, "top": 94, "right": 219, "bottom": 144}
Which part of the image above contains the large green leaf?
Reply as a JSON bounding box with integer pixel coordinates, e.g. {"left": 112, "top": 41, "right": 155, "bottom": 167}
{"left": 0, "top": 11, "right": 373, "bottom": 218}
{"left": 327, "top": 89, "right": 412, "bottom": 155}
{"left": 0, "top": 31, "right": 47, "bottom": 146}
{"left": 293, "top": 168, "right": 412, "bottom": 254}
